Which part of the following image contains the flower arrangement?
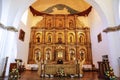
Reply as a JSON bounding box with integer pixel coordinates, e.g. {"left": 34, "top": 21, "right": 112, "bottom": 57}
{"left": 57, "top": 67, "right": 65, "bottom": 77}
{"left": 104, "top": 67, "right": 117, "bottom": 80}
{"left": 8, "top": 68, "right": 19, "bottom": 80}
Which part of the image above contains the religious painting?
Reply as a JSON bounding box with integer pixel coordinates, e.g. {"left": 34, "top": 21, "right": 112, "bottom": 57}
{"left": 58, "top": 51, "right": 63, "bottom": 58}
{"left": 97, "top": 33, "right": 102, "bottom": 43}
{"left": 46, "top": 16, "right": 53, "bottom": 29}
{"left": 19, "top": 29, "right": 25, "bottom": 41}
{"left": 55, "top": 16, "right": 65, "bottom": 29}
{"left": 56, "top": 49, "right": 64, "bottom": 60}
{"left": 68, "top": 16, "right": 75, "bottom": 28}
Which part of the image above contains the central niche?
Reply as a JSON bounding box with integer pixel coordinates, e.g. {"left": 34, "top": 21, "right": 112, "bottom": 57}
{"left": 55, "top": 46, "right": 65, "bottom": 61}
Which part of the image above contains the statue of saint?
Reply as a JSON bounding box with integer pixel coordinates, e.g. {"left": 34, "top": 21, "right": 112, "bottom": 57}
{"left": 70, "top": 36, "right": 72, "bottom": 43}
{"left": 46, "top": 51, "right": 50, "bottom": 60}
{"left": 34, "top": 51, "right": 42, "bottom": 76}
{"left": 78, "top": 51, "right": 85, "bottom": 75}
{"left": 36, "top": 36, "right": 40, "bottom": 43}
{"left": 70, "top": 51, "right": 75, "bottom": 60}
{"left": 58, "top": 37, "right": 62, "bottom": 43}
{"left": 48, "top": 36, "right": 51, "bottom": 43}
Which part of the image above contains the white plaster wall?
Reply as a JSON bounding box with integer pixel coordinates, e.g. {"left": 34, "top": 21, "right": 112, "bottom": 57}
{"left": 0, "top": 0, "right": 2, "bottom": 20}
{"left": 113, "top": 0, "right": 120, "bottom": 25}
{"left": 107, "top": 32, "right": 120, "bottom": 76}
{"left": 17, "top": 21, "right": 31, "bottom": 68}
{"left": 94, "top": 0, "right": 115, "bottom": 26}
{"left": 88, "top": 9, "right": 109, "bottom": 68}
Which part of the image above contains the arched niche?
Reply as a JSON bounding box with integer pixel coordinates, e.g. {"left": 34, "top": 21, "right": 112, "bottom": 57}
{"left": 56, "top": 32, "right": 64, "bottom": 43}
{"left": 35, "top": 32, "right": 42, "bottom": 43}
{"left": 45, "top": 32, "right": 53, "bottom": 43}
{"left": 78, "top": 33, "right": 86, "bottom": 43}
{"left": 68, "top": 32, "right": 75, "bottom": 43}
{"left": 34, "top": 48, "right": 41, "bottom": 62}
{"left": 69, "top": 48, "right": 76, "bottom": 61}
{"left": 45, "top": 47, "right": 52, "bottom": 61}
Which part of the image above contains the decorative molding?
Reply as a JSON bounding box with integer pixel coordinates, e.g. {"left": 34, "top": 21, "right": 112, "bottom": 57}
{"left": 0, "top": 22, "right": 18, "bottom": 32}
{"left": 29, "top": 6, "right": 92, "bottom": 16}
{"left": 0, "top": 22, "right": 5, "bottom": 29}
{"left": 7, "top": 26, "right": 18, "bottom": 32}
{"left": 43, "top": 4, "right": 79, "bottom": 14}
{"left": 103, "top": 25, "right": 120, "bottom": 33}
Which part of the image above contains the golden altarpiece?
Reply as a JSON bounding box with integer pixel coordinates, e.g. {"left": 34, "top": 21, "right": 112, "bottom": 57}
{"left": 28, "top": 14, "right": 92, "bottom": 76}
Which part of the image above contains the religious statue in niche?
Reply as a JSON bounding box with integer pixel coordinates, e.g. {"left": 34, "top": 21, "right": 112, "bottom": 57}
{"left": 70, "top": 49, "right": 75, "bottom": 60}
{"left": 34, "top": 50, "right": 41, "bottom": 62}
{"left": 79, "top": 35, "right": 84, "bottom": 43}
{"left": 47, "top": 19, "right": 52, "bottom": 28}
{"left": 69, "top": 19, "right": 74, "bottom": 28}
{"left": 79, "top": 50, "right": 85, "bottom": 61}
{"left": 46, "top": 50, "right": 50, "bottom": 60}
{"left": 36, "top": 36, "right": 40, "bottom": 43}
{"left": 78, "top": 50, "right": 85, "bottom": 75}
{"left": 36, "top": 33, "right": 41, "bottom": 43}
{"left": 58, "top": 33, "right": 63, "bottom": 43}
{"left": 58, "top": 37, "right": 62, "bottom": 43}
{"left": 48, "top": 35, "right": 51, "bottom": 43}
{"left": 70, "top": 36, "right": 72, "bottom": 43}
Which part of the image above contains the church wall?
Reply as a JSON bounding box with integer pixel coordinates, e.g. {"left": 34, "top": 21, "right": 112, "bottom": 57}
{"left": 88, "top": 8, "right": 109, "bottom": 68}
{"left": 17, "top": 21, "right": 31, "bottom": 68}
{"left": 107, "top": 32, "right": 120, "bottom": 77}
{"left": 112, "top": 0, "right": 120, "bottom": 25}
{"left": 0, "top": 0, "right": 2, "bottom": 20}
{"left": 93, "top": 0, "right": 116, "bottom": 26}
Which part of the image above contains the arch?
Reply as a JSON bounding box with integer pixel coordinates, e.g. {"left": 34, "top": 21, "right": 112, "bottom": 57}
{"left": 13, "top": 0, "right": 35, "bottom": 27}
{"left": 85, "top": 0, "right": 108, "bottom": 27}
{"left": 12, "top": 0, "right": 109, "bottom": 28}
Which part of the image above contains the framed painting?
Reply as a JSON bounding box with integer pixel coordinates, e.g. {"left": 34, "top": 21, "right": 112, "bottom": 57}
{"left": 19, "top": 29, "right": 25, "bottom": 41}
{"left": 97, "top": 33, "right": 102, "bottom": 43}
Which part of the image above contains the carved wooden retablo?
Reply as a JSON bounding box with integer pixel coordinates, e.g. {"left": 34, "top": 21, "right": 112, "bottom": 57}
{"left": 28, "top": 14, "right": 92, "bottom": 76}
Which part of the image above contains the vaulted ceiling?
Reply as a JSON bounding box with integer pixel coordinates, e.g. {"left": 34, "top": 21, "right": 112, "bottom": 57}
{"left": 31, "top": 0, "right": 91, "bottom": 14}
